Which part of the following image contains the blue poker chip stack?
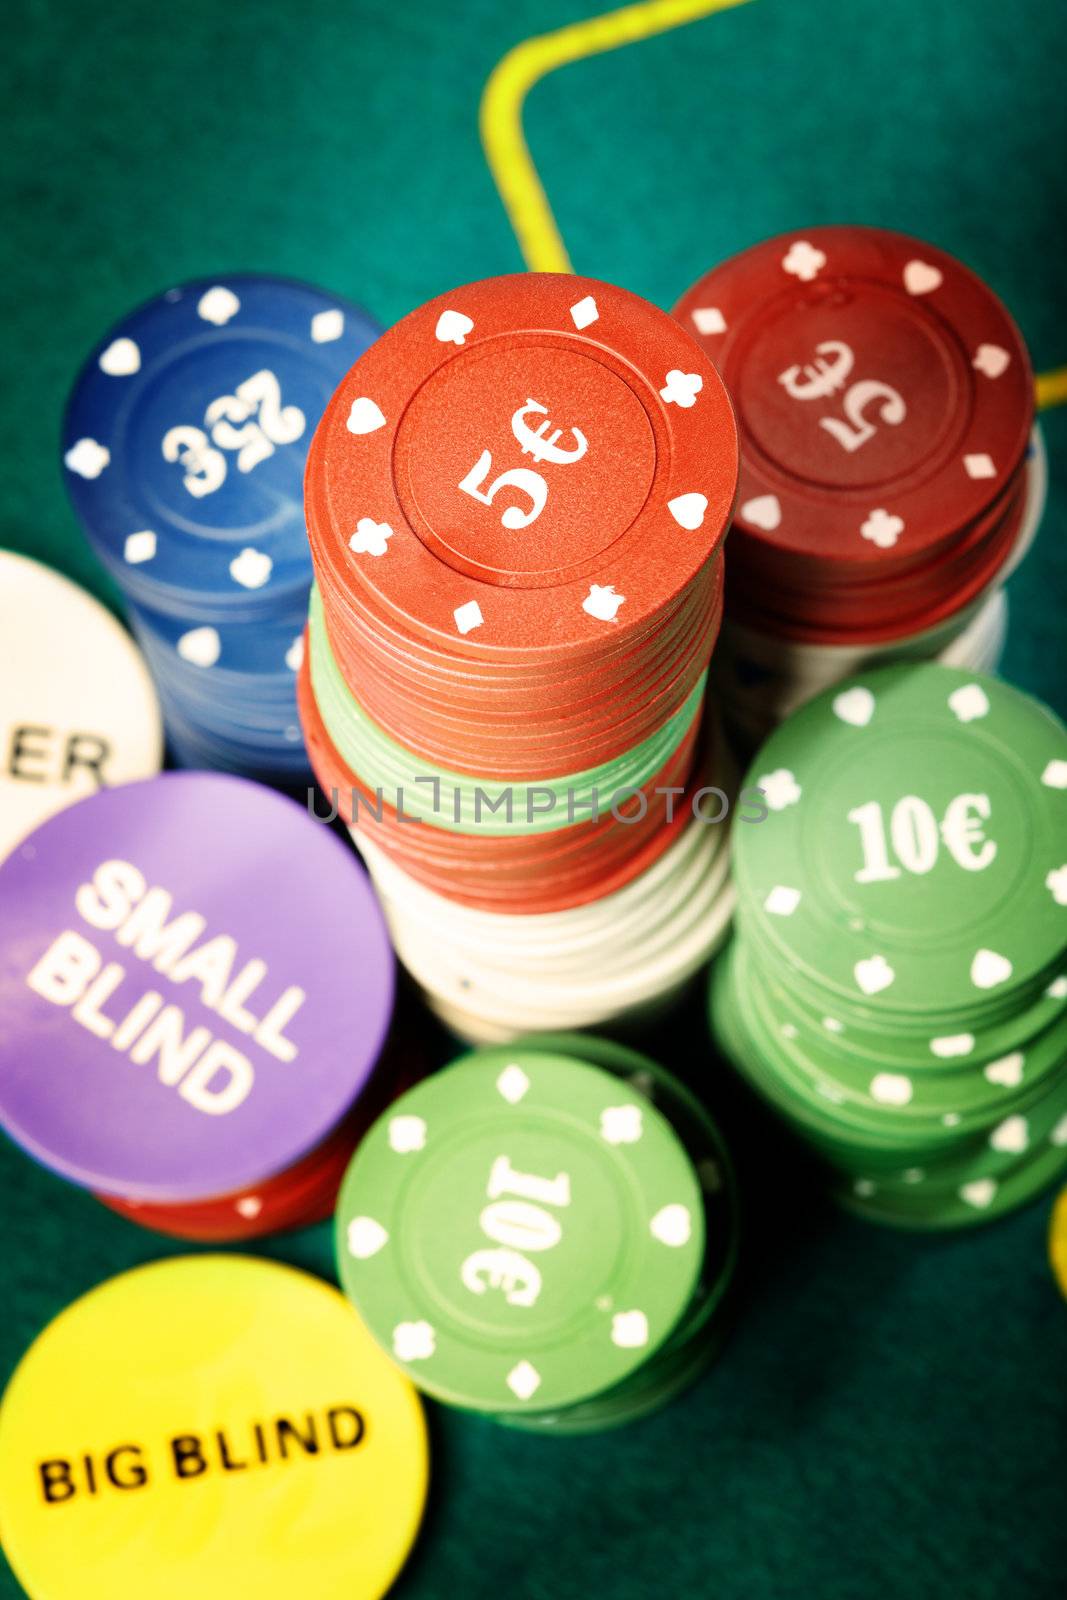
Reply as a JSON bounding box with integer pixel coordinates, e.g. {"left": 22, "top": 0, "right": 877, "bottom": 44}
{"left": 62, "top": 275, "right": 380, "bottom": 784}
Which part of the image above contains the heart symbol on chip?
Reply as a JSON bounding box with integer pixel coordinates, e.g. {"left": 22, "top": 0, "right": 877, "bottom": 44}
{"left": 972, "top": 343, "right": 1010, "bottom": 379}
{"left": 855, "top": 954, "right": 895, "bottom": 995}
{"left": 650, "top": 1204, "right": 692, "bottom": 1247}
{"left": 948, "top": 683, "right": 989, "bottom": 722}
{"left": 970, "top": 948, "right": 1012, "bottom": 989}
{"left": 740, "top": 494, "right": 781, "bottom": 531}
{"left": 984, "top": 1052, "right": 1024, "bottom": 1088}
{"left": 347, "top": 1216, "right": 389, "bottom": 1258}
{"left": 347, "top": 397, "right": 386, "bottom": 435}
{"left": 989, "top": 1114, "right": 1028, "bottom": 1155}
{"left": 177, "top": 627, "right": 221, "bottom": 668}
{"left": 229, "top": 547, "right": 273, "bottom": 589}
{"left": 611, "top": 1310, "right": 650, "bottom": 1349}
{"left": 833, "top": 686, "right": 875, "bottom": 727}
{"left": 197, "top": 285, "right": 240, "bottom": 325}
{"left": 99, "top": 337, "right": 141, "bottom": 376}
{"left": 903, "top": 260, "right": 943, "bottom": 296}
{"left": 435, "top": 309, "right": 474, "bottom": 344}
{"left": 668, "top": 492, "right": 708, "bottom": 530}
{"left": 960, "top": 1179, "right": 996, "bottom": 1209}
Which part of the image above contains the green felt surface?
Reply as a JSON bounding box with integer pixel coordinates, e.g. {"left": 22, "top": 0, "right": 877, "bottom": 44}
{"left": 2, "top": 1, "right": 1066, "bottom": 1596}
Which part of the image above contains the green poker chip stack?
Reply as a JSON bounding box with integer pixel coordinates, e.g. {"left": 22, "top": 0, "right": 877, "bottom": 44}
{"left": 335, "top": 1039, "right": 739, "bottom": 1432}
{"left": 710, "top": 663, "right": 1067, "bottom": 1229}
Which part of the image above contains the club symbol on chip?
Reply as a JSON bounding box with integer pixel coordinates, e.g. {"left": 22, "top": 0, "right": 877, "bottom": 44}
{"left": 388, "top": 1115, "right": 427, "bottom": 1154}
{"left": 860, "top": 508, "right": 904, "bottom": 549}
{"left": 229, "top": 546, "right": 273, "bottom": 589}
{"left": 177, "top": 626, "right": 221, "bottom": 668}
{"left": 782, "top": 240, "right": 827, "bottom": 283}
{"left": 757, "top": 768, "right": 802, "bottom": 810}
{"left": 582, "top": 584, "right": 625, "bottom": 622}
{"left": 197, "top": 285, "right": 241, "bottom": 325}
{"left": 972, "top": 342, "right": 1010, "bottom": 378}
{"left": 660, "top": 369, "right": 703, "bottom": 408}
{"left": 99, "top": 337, "right": 141, "bottom": 376}
{"left": 349, "top": 517, "right": 394, "bottom": 557}
{"left": 65, "top": 437, "right": 110, "bottom": 479}
{"left": 435, "top": 309, "right": 474, "bottom": 345}
{"left": 611, "top": 1310, "right": 650, "bottom": 1349}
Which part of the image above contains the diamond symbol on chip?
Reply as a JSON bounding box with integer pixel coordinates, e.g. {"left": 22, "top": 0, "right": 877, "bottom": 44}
{"left": 764, "top": 884, "right": 801, "bottom": 917}
{"left": 124, "top": 530, "right": 156, "bottom": 564}
{"left": 454, "top": 600, "right": 484, "bottom": 635}
{"left": 600, "top": 1104, "right": 643, "bottom": 1145}
{"left": 393, "top": 1321, "right": 435, "bottom": 1361}
{"left": 691, "top": 306, "right": 726, "bottom": 335}
{"left": 989, "top": 1115, "right": 1028, "bottom": 1155}
{"left": 972, "top": 343, "right": 1010, "bottom": 378}
{"left": 285, "top": 635, "right": 304, "bottom": 672}
{"left": 970, "top": 948, "right": 1012, "bottom": 989}
{"left": 582, "top": 583, "right": 625, "bottom": 623}
{"left": 435, "top": 308, "right": 473, "bottom": 344}
{"left": 832, "top": 686, "right": 875, "bottom": 727}
{"left": 570, "top": 295, "right": 598, "bottom": 330}
{"left": 984, "top": 1052, "right": 1024, "bottom": 1088}
{"left": 197, "top": 285, "right": 240, "bottom": 325}
{"left": 496, "top": 1064, "right": 530, "bottom": 1104}
{"left": 782, "top": 240, "right": 827, "bottom": 282}
{"left": 99, "top": 337, "right": 141, "bottom": 376}
{"left": 177, "top": 627, "right": 221, "bottom": 668}
{"left": 660, "top": 369, "right": 703, "bottom": 408}
{"left": 860, "top": 508, "right": 904, "bottom": 549}
{"left": 757, "top": 768, "right": 801, "bottom": 810}
{"left": 650, "top": 1204, "right": 692, "bottom": 1248}
{"left": 311, "top": 308, "right": 344, "bottom": 343}
{"left": 963, "top": 453, "right": 996, "bottom": 480}
{"left": 930, "top": 1034, "right": 974, "bottom": 1059}
{"left": 64, "top": 438, "right": 110, "bottom": 479}
{"left": 347, "top": 1216, "right": 389, "bottom": 1259}
{"left": 1046, "top": 865, "right": 1067, "bottom": 906}
{"left": 229, "top": 546, "right": 273, "bottom": 589}
{"left": 668, "top": 492, "right": 708, "bottom": 531}
{"left": 948, "top": 683, "right": 989, "bottom": 722}
{"left": 506, "top": 1361, "right": 542, "bottom": 1401}
{"left": 347, "top": 396, "right": 387, "bottom": 434}
{"left": 855, "top": 955, "right": 895, "bottom": 996}
{"left": 870, "top": 1072, "right": 912, "bottom": 1106}
{"left": 611, "top": 1310, "right": 649, "bottom": 1349}
{"left": 960, "top": 1179, "right": 996, "bottom": 1210}
{"left": 349, "top": 517, "right": 393, "bottom": 557}
{"left": 388, "top": 1115, "right": 427, "bottom": 1154}
{"left": 1041, "top": 760, "right": 1067, "bottom": 790}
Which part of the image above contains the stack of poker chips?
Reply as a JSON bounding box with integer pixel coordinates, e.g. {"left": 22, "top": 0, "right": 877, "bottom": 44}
{"left": 710, "top": 663, "right": 1067, "bottom": 1229}
{"left": 299, "top": 273, "right": 739, "bottom": 1036}
{"left": 62, "top": 275, "right": 380, "bottom": 784}
{"left": 674, "top": 228, "right": 1041, "bottom": 748}
{"left": 336, "top": 1039, "right": 739, "bottom": 1432}
{"left": 0, "top": 773, "right": 396, "bottom": 1241}
{"left": 0, "top": 550, "right": 162, "bottom": 865}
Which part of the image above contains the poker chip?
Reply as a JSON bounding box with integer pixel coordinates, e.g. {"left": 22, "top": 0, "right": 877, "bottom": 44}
{"left": 298, "top": 273, "right": 737, "bottom": 1034}
{"left": 676, "top": 230, "right": 1038, "bottom": 742}
{"left": 0, "top": 772, "right": 395, "bottom": 1233}
{"left": 62, "top": 276, "right": 381, "bottom": 782}
{"left": 0, "top": 1257, "right": 428, "bottom": 1600}
{"left": 336, "top": 1042, "right": 738, "bottom": 1429}
{"left": 0, "top": 551, "right": 163, "bottom": 866}
{"left": 710, "top": 662, "right": 1067, "bottom": 1228}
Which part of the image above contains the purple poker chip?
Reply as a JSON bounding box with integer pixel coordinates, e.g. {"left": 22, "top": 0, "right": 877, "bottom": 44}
{"left": 0, "top": 772, "right": 395, "bottom": 1202}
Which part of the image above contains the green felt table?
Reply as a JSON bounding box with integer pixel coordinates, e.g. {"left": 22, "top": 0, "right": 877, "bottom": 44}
{"left": 2, "top": 2, "right": 1066, "bottom": 1596}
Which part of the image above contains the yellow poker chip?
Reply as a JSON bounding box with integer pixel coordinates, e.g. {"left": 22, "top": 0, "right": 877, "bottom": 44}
{"left": 1051, "top": 1187, "right": 1067, "bottom": 1301}
{"left": 0, "top": 1257, "right": 429, "bottom": 1600}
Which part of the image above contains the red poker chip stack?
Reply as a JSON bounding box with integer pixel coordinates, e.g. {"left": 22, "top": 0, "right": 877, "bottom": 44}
{"left": 298, "top": 274, "right": 740, "bottom": 1035}
{"left": 674, "top": 227, "right": 1041, "bottom": 745}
